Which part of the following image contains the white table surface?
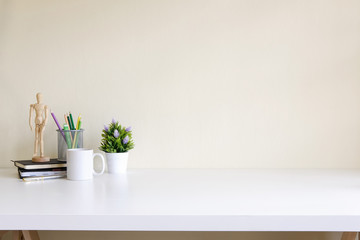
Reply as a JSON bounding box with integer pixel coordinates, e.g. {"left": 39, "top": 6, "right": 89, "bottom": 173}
{"left": 1, "top": 168, "right": 360, "bottom": 231}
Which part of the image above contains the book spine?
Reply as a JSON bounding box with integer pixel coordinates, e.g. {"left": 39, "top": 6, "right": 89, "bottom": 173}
{"left": 17, "top": 168, "right": 23, "bottom": 179}
{"left": 22, "top": 175, "right": 65, "bottom": 182}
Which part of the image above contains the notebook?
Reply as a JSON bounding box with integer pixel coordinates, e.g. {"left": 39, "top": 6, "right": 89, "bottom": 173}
{"left": 12, "top": 159, "right": 67, "bottom": 170}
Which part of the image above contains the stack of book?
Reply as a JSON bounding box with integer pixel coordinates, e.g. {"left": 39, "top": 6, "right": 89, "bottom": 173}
{"left": 12, "top": 159, "right": 67, "bottom": 181}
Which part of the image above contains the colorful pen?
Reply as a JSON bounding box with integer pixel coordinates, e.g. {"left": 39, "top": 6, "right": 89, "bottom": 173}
{"left": 66, "top": 115, "right": 72, "bottom": 130}
{"left": 72, "top": 120, "right": 82, "bottom": 149}
{"left": 69, "top": 112, "right": 75, "bottom": 130}
{"left": 76, "top": 114, "right": 81, "bottom": 129}
{"left": 65, "top": 115, "right": 73, "bottom": 142}
{"left": 63, "top": 124, "right": 72, "bottom": 148}
{"left": 51, "top": 112, "right": 66, "bottom": 141}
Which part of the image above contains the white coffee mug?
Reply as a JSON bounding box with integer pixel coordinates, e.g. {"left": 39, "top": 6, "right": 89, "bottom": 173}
{"left": 67, "top": 148, "right": 105, "bottom": 181}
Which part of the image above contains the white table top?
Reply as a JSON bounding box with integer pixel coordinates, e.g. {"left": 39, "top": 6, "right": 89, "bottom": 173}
{"left": 1, "top": 168, "right": 360, "bottom": 231}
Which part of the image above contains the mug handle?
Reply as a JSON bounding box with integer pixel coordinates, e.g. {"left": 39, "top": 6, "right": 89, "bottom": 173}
{"left": 93, "top": 153, "right": 105, "bottom": 175}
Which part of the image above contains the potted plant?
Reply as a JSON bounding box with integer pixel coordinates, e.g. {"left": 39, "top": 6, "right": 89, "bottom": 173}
{"left": 99, "top": 119, "right": 134, "bottom": 173}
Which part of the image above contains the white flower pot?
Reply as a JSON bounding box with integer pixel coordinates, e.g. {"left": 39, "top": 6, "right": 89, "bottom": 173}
{"left": 105, "top": 152, "right": 129, "bottom": 174}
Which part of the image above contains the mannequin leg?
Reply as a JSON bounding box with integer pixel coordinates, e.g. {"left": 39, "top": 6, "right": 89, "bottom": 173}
{"left": 33, "top": 126, "right": 39, "bottom": 157}
{"left": 39, "top": 125, "right": 45, "bottom": 157}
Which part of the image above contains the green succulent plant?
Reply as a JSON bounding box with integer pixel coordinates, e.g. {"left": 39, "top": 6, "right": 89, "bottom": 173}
{"left": 99, "top": 119, "right": 134, "bottom": 153}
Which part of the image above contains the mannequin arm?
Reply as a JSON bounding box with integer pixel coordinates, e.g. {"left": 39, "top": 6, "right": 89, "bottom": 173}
{"left": 29, "top": 104, "right": 33, "bottom": 131}
{"left": 43, "top": 105, "right": 49, "bottom": 126}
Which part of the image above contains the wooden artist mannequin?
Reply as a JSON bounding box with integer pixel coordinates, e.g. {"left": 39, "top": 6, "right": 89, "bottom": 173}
{"left": 29, "top": 93, "right": 50, "bottom": 162}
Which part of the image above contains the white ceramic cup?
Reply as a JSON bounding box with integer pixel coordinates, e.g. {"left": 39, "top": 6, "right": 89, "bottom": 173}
{"left": 67, "top": 148, "right": 105, "bottom": 181}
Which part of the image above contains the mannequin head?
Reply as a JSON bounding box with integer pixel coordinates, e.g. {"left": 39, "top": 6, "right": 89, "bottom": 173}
{"left": 36, "top": 93, "right": 43, "bottom": 103}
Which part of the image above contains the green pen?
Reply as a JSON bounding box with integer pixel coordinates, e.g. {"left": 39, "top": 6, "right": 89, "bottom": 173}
{"left": 69, "top": 112, "right": 75, "bottom": 130}
{"left": 67, "top": 116, "right": 73, "bottom": 130}
{"left": 63, "top": 124, "right": 72, "bottom": 148}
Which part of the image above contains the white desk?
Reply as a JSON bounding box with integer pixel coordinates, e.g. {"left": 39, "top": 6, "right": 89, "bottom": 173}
{"left": 1, "top": 168, "right": 360, "bottom": 232}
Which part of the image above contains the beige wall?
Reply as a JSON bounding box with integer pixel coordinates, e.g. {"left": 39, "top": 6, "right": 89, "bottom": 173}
{"left": 1, "top": 0, "right": 360, "bottom": 239}
{"left": 1, "top": 0, "right": 360, "bottom": 168}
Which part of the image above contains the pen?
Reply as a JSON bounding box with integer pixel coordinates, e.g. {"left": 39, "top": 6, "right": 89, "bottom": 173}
{"left": 64, "top": 114, "right": 70, "bottom": 128}
{"left": 76, "top": 114, "right": 81, "bottom": 130}
{"left": 72, "top": 119, "right": 82, "bottom": 148}
{"left": 69, "top": 112, "right": 75, "bottom": 130}
{"left": 65, "top": 115, "right": 73, "bottom": 142}
{"left": 51, "top": 112, "right": 66, "bottom": 141}
{"left": 66, "top": 115, "right": 72, "bottom": 130}
{"left": 63, "top": 124, "right": 72, "bottom": 148}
